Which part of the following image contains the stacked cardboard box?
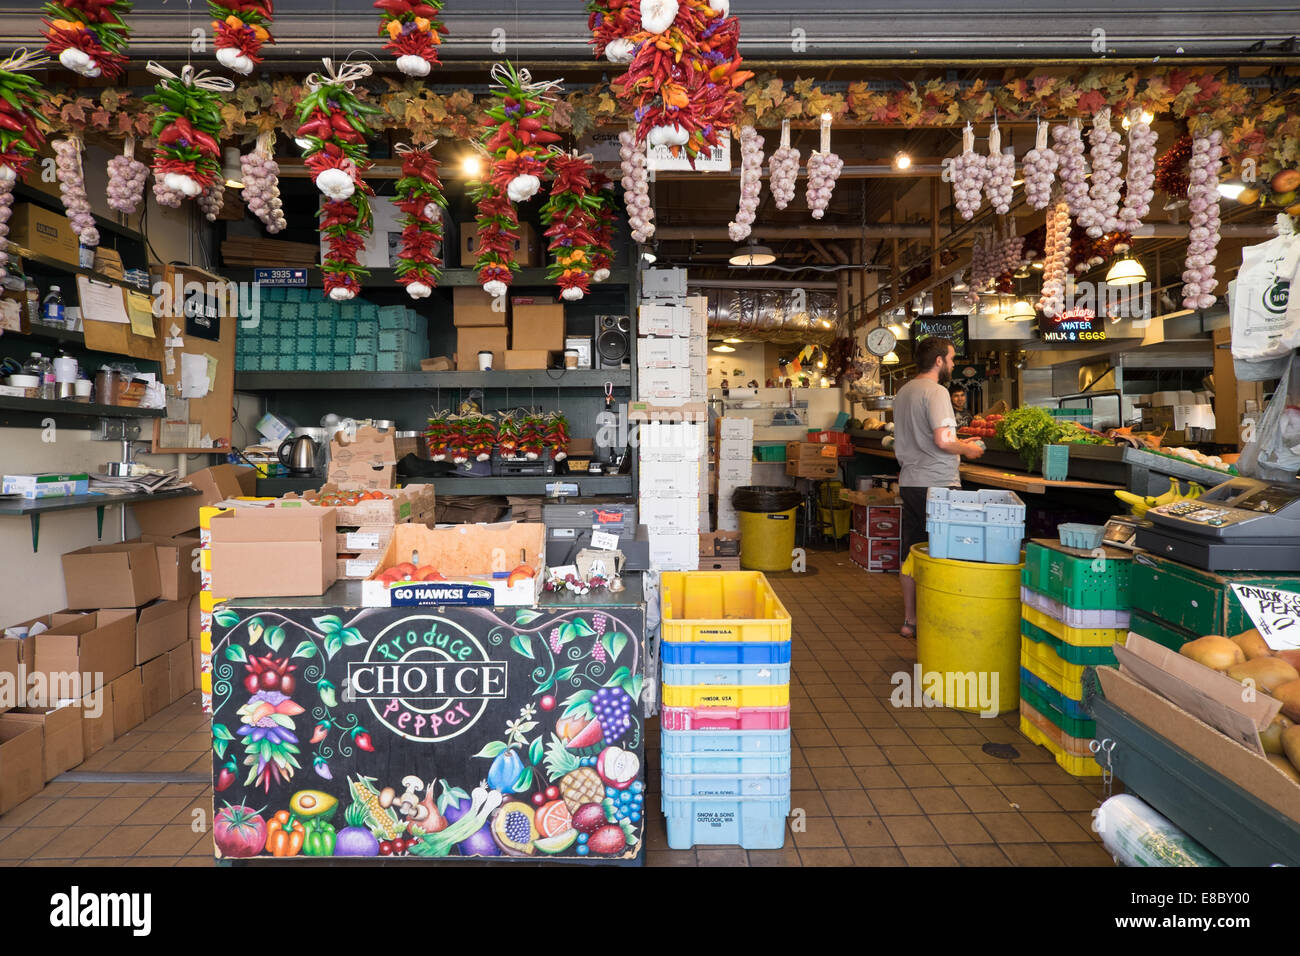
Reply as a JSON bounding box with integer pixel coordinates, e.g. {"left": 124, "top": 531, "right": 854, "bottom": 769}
{"left": 635, "top": 270, "right": 706, "bottom": 419}
{"left": 639, "top": 421, "right": 702, "bottom": 570}
{"left": 716, "top": 417, "right": 754, "bottom": 532}
{"left": 234, "top": 287, "right": 428, "bottom": 373}
{"left": 454, "top": 287, "right": 507, "bottom": 370}
{"left": 785, "top": 441, "right": 840, "bottom": 479}
{"left": 849, "top": 503, "right": 903, "bottom": 573}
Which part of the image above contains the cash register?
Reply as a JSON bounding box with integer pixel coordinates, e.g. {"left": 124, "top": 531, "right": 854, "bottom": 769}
{"left": 1135, "top": 476, "right": 1300, "bottom": 571}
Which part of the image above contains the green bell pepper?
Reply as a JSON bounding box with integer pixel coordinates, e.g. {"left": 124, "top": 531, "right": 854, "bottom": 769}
{"left": 302, "top": 818, "right": 337, "bottom": 856}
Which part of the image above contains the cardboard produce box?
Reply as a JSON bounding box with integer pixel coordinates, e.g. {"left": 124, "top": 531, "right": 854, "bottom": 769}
{"left": 9, "top": 202, "right": 78, "bottom": 267}
{"left": 362, "top": 521, "right": 544, "bottom": 607}
{"left": 452, "top": 286, "right": 507, "bottom": 327}
{"left": 209, "top": 507, "right": 338, "bottom": 598}
{"left": 134, "top": 599, "right": 188, "bottom": 665}
{"left": 141, "top": 533, "right": 201, "bottom": 602}
{"left": 456, "top": 325, "right": 508, "bottom": 370}
{"left": 62, "top": 541, "right": 161, "bottom": 610}
{"left": 78, "top": 688, "right": 113, "bottom": 756}
{"left": 132, "top": 464, "right": 253, "bottom": 538}
{"left": 288, "top": 483, "right": 435, "bottom": 526}
{"left": 326, "top": 426, "right": 398, "bottom": 490}
{"left": 0, "top": 716, "right": 43, "bottom": 813}
{"left": 510, "top": 296, "right": 566, "bottom": 352}
{"left": 502, "top": 349, "right": 555, "bottom": 370}
{"left": 109, "top": 669, "right": 143, "bottom": 735}
{"left": 787, "top": 458, "right": 838, "bottom": 479}
{"left": 140, "top": 656, "right": 170, "bottom": 718}
{"left": 459, "top": 221, "right": 539, "bottom": 269}
{"left": 35, "top": 609, "right": 136, "bottom": 688}
{"left": 168, "top": 644, "right": 194, "bottom": 701}
{"left": 9, "top": 704, "right": 84, "bottom": 781}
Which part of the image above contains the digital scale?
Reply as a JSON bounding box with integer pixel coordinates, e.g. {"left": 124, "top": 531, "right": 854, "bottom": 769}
{"left": 1135, "top": 476, "right": 1300, "bottom": 571}
{"left": 1100, "top": 515, "right": 1143, "bottom": 551}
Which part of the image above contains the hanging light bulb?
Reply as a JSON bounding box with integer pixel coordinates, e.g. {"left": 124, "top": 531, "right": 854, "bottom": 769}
{"left": 460, "top": 154, "right": 485, "bottom": 179}
{"left": 1105, "top": 254, "right": 1147, "bottom": 287}
{"left": 1005, "top": 298, "right": 1037, "bottom": 322}
{"left": 892, "top": 151, "right": 912, "bottom": 170}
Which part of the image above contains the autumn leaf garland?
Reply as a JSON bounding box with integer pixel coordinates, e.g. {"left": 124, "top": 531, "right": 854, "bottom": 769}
{"left": 374, "top": 0, "right": 448, "bottom": 78}
{"left": 42, "top": 0, "right": 132, "bottom": 81}
{"left": 210, "top": 0, "right": 275, "bottom": 76}
{"left": 393, "top": 142, "right": 446, "bottom": 299}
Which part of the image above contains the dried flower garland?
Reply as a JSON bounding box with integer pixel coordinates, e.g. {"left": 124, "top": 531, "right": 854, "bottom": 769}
{"left": 392, "top": 142, "right": 445, "bottom": 299}
{"left": 1021, "top": 120, "right": 1058, "bottom": 211}
{"left": 42, "top": 0, "right": 131, "bottom": 80}
{"left": 142, "top": 62, "right": 231, "bottom": 201}
{"left": 728, "top": 124, "right": 763, "bottom": 241}
{"left": 296, "top": 59, "right": 379, "bottom": 300}
{"left": 210, "top": 0, "right": 275, "bottom": 76}
{"left": 374, "top": 0, "right": 447, "bottom": 77}
{"left": 951, "top": 124, "right": 986, "bottom": 220}
{"left": 106, "top": 137, "right": 147, "bottom": 215}
{"left": 1182, "top": 127, "right": 1224, "bottom": 310}
{"left": 240, "top": 131, "right": 286, "bottom": 232}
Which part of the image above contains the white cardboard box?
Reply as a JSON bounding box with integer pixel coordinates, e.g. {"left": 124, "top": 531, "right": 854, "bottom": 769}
{"left": 642, "top": 269, "right": 688, "bottom": 298}
{"left": 647, "top": 531, "right": 700, "bottom": 570}
{"left": 719, "top": 441, "right": 753, "bottom": 461}
{"left": 720, "top": 418, "right": 754, "bottom": 440}
{"left": 637, "top": 337, "right": 690, "bottom": 368}
{"left": 640, "top": 459, "right": 701, "bottom": 495}
{"left": 718, "top": 460, "right": 753, "bottom": 484}
{"left": 638, "top": 367, "right": 692, "bottom": 401}
{"left": 638, "top": 303, "right": 690, "bottom": 337}
{"left": 639, "top": 495, "right": 700, "bottom": 531}
{"left": 639, "top": 421, "right": 705, "bottom": 460}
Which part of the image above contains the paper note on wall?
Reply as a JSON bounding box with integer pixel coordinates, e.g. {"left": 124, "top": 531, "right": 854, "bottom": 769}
{"left": 180, "top": 352, "right": 211, "bottom": 398}
{"left": 1231, "top": 583, "right": 1300, "bottom": 649}
{"left": 76, "top": 275, "right": 129, "bottom": 324}
{"left": 126, "top": 291, "right": 156, "bottom": 337}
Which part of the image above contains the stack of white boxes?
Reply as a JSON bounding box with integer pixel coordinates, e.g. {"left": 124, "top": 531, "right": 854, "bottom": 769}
{"left": 638, "top": 268, "right": 693, "bottom": 410}
{"left": 639, "top": 421, "right": 703, "bottom": 569}
{"left": 716, "top": 417, "right": 754, "bottom": 532}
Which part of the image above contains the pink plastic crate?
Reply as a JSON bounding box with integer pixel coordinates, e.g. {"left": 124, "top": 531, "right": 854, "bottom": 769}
{"left": 660, "top": 705, "right": 791, "bottom": 731}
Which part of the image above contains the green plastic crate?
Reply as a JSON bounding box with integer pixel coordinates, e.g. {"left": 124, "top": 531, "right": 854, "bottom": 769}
{"left": 378, "top": 305, "right": 408, "bottom": 329}
{"left": 257, "top": 287, "right": 286, "bottom": 302}
{"left": 316, "top": 354, "right": 341, "bottom": 372}
{"left": 297, "top": 336, "right": 316, "bottom": 354}
{"left": 312, "top": 318, "right": 332, "bottom": 336}
{"left": 1128, "top": 610, "right": 1195, "bottom": 651}
{"left": 1019, "top": 678, "right": 1096, "bottom": 739}
{"left": 356, "top": 337, "right": 375, "bottom": 355}
{"left": 350, "top": 354, "right": 376, "bottom": 371}
{"left": 1020, "top": 617, "right": 1118, "bottom": 667}
{"left": 259, "top": 302, "right": 282, "bottom": 320}
{"left": 379, "top": 330, "right": 407, "bottom": 351}
{"left": 279, "top": 302, "right": 301, "bottom": 319}
{"left": 337, "top": 319, "right": 357, "bottom": 338}
{"left": 277, "top": 338, "right": 294, "bottom": 355}
{"left": 1129, "top": 554, "right": 1300, "bottom": 638}
{"left": 1021, "top": 540, "right": 1130, "bottom": 610}
{"left": 358, "top": 320, "right": 378, "bottom": 339}
{"left": 333, "top": 337, "right": 352, "bottom": 355}
{"left": 754, "top": 444, "right": 787, "bottom": 462}
{"left": 359, "top": 302, "right": 380, "bottom": 320}
{"left": 285, "top": 288, "right": 311, "bottom": 303}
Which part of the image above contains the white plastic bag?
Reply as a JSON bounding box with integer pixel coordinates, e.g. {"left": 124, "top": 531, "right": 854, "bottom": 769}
{"left": 1232, "top": 235, "right": 1298, "bottom": 360}
{"left": 1237, "top": 352, "right": 1300, "bottom": 481}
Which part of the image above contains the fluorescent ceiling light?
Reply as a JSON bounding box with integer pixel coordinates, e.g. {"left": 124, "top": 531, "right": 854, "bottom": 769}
{"left": 729, "top": 244, "right": 776, "bottom": 267}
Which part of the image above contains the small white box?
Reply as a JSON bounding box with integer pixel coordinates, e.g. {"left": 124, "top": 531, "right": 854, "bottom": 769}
{"left": 719, "top": 441, "right": 752, "bottom": 461}
{"left": 636, "top": 337, "right": 690, "bottom": 368}
{"left": 638, "top": 303, "right": 690, "bottom": 337}
{"left": 640, "top": 459, "right": 701, "bottom": 495}
{"left": 639, "top": 421, "right": 705, "bottom": 460}
{"left": 718, "top": 460, "right": 752, "bottom": 484}
{"left": 639, "top": 495, "right": 700, "bottom": 531}
{"left": 720, "top": 417, "right": 754, "bottom": 440}
{"left": 642, "top": 268, "right": 688, "bottom": 297}
{"left": 648, "top": 531, "right": 700, "bottom": 570}
{"left": 638, "top": 366, "right": 691, "bottom": 400}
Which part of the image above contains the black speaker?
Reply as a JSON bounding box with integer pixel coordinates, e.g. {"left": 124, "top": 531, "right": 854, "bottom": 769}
{"left": 596, "top": 314, "right": 630, "bottom": 368}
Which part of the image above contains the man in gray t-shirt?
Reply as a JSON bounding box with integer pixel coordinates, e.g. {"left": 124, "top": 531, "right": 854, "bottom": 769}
{"left": 892, "top": 337, "right": 984, "bottom": 639}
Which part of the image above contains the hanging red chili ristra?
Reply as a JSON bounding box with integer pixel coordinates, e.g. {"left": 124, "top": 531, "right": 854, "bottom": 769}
{"left": 42, "top": 0, "right": 131, "bottom": 80}
{"left": 374, "top": 0, "right": 448, "bottom": 77}
{"left": 541, "top": 152, "right": 600, "bottom": 301}
{"left": 142, "top": 62, "right": 233, "bottom": 201}
{"left": 392, "top": 142, "right": 446, "bottom": 299}
{"left": 209, "top": 0, "right": 275, "bottom": 75}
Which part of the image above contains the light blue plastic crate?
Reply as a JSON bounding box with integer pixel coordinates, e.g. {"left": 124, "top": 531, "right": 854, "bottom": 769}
{"left": 284, "top": 288, "right": 311, "bottom": 303}
{"left": 299, "top": 354, "right": 320, "bottom": 370}
{"left": 662, "top": 794, "right": 790, "bottom": 849}
{"left": 260, "top": 302, "right": 282, "bottom": 320}
{"left": 256, "top": 318, "right": 278, "bottom": 338}
{"left": 1058, "top": 523, "right": 1105, "bottom": 550}
{"left": 296, "top": 336, "right": 315, "bottom": 354}
{"left": 661, "top": 641, "right": 792, "bottom": 665}
{"left": 926, "top": 517, "right": 1023, "bottom": 564}
{"left": 276, "top": 338, "right": 294, "bottom": 355}
{"left": 1043, "top": 444, "right": 1070, "bottom": 482}
{"left": 661, "top": 728, "right": 790, "bottom": 755}
{"left": 661, "top": 771, "right": 791, "bottom": 798}
{"left": 358, "top": 302, "right": 380, "bottom": 320}
{"left": 350, "top": 354, "right": 376, "bottom": 372}
{"left": 358, "top": 320, "right": 378, "bottom": 339}
{"left": 312, "top": 318, "right": 331, "bottom": 336}
{"left": 661, "top": 750, "right": 791, "bottom": 776}
{"left": 660, "top": 662, "right": 791, "bottom": 687}
{"left": 926, "top": 488, "right": 1026, "bottom": 525}
{"left": 257, "top": 287, "right": 285, "bottom": 302}
{"left": 279, "top": 302, "right": 301, "bottom": 319}
{"left": 378, "top": 305, "right": 408, "bottom": 329}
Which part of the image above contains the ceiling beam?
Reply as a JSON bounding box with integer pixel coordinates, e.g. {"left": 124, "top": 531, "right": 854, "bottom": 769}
{"left": 655, "top": 224, "right": 940, "bottom": 240}
{"left": 859, "top": 259, "right": 968, "bottom": 325}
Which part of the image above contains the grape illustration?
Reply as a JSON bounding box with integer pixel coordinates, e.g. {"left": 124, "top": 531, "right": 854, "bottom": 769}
{"left": 591, "top": 639, "right": 606, "bottom": 664}
{"left": 592, "top": 686, "right": 631, "bottom": 745}
{"left": 548, "top": 628, "right": 562, "bottom": 653}
{"left": 593, "top": 614, "right": 607, "bottom": 637}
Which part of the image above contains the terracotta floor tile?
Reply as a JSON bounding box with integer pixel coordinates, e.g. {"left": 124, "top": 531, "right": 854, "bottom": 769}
{"left": 976, "top": 762, "right": 1034, "bottom": 785}
{"left": 1000, "top": 843, "right": 1063, "bottom": 866}
{"left": 114, "top": 783, "right": 163, "bottom": 798}
{"left": 67, "top": 783, "right": 121, "bottom": 797}
{"left": 76, "top": 796, "right": 149, "bottom": 827}
{"left": 820, "top": 713, "right": 865, "bottom": 729}
{"left": 857, "top": 767, "right": 905, "bottom": 790}
{"left": 842, "top": 746, "right": 889, "bottom": 767}
{"left": 927, "top": 813, "right": 994, "bottom": 845}
{"left": 958, "top": 786, "right": 1017, "bottom": 814}
{"left": 695, "top": 848, "right": 749, "bottom": 867}
{"left": 803, "top": 747, "right": 848, "bottom": 768}
{"left": 797, "top": 847, "right": 854, "bottom": 866}
{"left": 0, "top": 796, "right": 54, "bottom": 828}
{"left": 822, "top": 789, "right": 876, "bottom": 816}
{"left": 124, "top": 796, "right": 195, "bottom": 826}
{"left": 850, "top": 846, "right": 907, "bottom": 866}
{"left": 1052, "top": 841, "right": 1115, "bottom": 867}
{"left": 1022, "top": 811, "right": 1096, "bottom": 843}
{"left": 951, "top": 844, "right": 1012, "bottom": 867}
{"left": 791, "top": 821, "right": 845, "bottom": 848}
{"left": 921, "top": 744, "right": 973, "bottom": 764}
{"left": 813, "top": 767, "right": 864, "bottom": 789}
{"left": 837, "top": 816, "right": 894, "bottom": 847}
{"left": 868, "top": 789, "right": 922, "bottom": 815}
{"left": 28, "top": 825, "right": 114, "bottom": 860}
{"left": 1042, "top": 784, "right": 1103, "bottom": 812}
{"left": 136, "top": 731, "right": 185, "bottom": 752}
{"left": 900, "top": 845, "right": 959, "bottom": 866}
{"left": 979, "top": 813, "right": 1043, "bottom": 844}
{"left": 881, "top": 745, "right": 931, "bottom": 766}
{"left": 24, "top": 798, "right": 95, "bottom": 828}
{"left": 937, "top": 764, "right": 994, "bottom": 787}
{"left": 818, "top": 698, "right": 852, "bottom": 713}
{"left": 999, "top": 785, "right": 1062, "bottom": 812}
{"left": 829, "top": 728, "right": 874, "bottom": 747}
{"left": 791, "top": 767, "right": 817, "bottom": 790}
{"left": 895, "top": 764, "right": 948, "bottom": 788}
{"left": 793, "top": 728, "right": 837, "bottom": 747}
{"left": 138, "top": 825, "right": 207, "bottom": 856}
{"left": 176, "top": 856, "right": 218, "bottom": 866}
{"left": 646, "top": 850, "right": 698, "bottom": 867}
{"left": 97, "top": 750, "right": 156, "bottom": 772}
{"left": 882, "top": 815, "right": 943, "bottom": 847}
{"left": 0, "top": 827, "right": 63, "bottom": 861}
{"left": 144, "top": 751, "right": 201, "bottom": 773}
{"left": 869, "top": 728, "right": 913, "bottom": 747}
{"left": 74, "top": 751, "right": 118, "bottom": 772}
{"left": 173, "top": 733, "right": 212, "bottom": 752}
{"left": 790, "top": 790, "right": 830, "bottom": 817}
{"left": 1023, "top": 762, "right": 1086, "bottom": 784}
{"left": 86, "top": 826, "right": 164, "bottom": 857}
{"left": 943, "top": 729, "right": 991, "bottom": 746}
{"left": 912, "top": 788, "right": 968, "bottom": 814}
{"left": 789, "top": 748, "right": 809, "bottom": 768}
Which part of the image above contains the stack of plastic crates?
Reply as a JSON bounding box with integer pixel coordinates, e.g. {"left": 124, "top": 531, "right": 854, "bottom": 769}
{"left": 658, "top": 571, "right": 792, "bottom": 849}
{"left": 926, "top": 488, "right": 1026, "bottom": 564}
{"left": 1019, "top": 539, "right": 1132, "bottom": 776}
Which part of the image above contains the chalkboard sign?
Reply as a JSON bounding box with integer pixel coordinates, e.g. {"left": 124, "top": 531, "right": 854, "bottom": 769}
{"left": 912, "top": 314, "right": 969, "bottom": 359}
{"left": 209, "top": 604, "right": 646, "bottom": 862}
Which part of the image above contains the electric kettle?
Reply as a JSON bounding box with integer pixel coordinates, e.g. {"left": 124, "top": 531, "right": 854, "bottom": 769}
{"left": 278, "top": 435, "right": 318, "bottom": 476}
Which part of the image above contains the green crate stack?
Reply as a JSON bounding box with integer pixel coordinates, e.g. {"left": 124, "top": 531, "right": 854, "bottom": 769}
{"left": 377, "top": 304, "right": 406, "bottom": 329}
{"left": 350, "top": 354, "right": 376, "bottom": 371}
{"left": 285, "top": 288, "right": 311, "bottom": 303}
{"left": 258, "top": 287, "right": 287, "bottom": 302}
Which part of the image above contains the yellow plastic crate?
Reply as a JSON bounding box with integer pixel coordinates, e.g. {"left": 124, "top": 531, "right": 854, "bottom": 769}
{"left": 1020, "top": 635, "right": 1087, "bottom": 699}
{"left": 1021, "top": 603, "right": 1126, "bottom": 649}
{"left": 1019, "top": 700, "right": 1102, "bottom": 777}
{"left": 661, "top": 683, "right": 790, "bottom": 708}
{"left": 661, "top": 571, "right": 792, "bottom": 643}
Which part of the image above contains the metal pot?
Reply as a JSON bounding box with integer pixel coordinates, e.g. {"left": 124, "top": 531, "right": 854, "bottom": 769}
{"left": 863, "top": 394, "right": 894, "bottom": 410}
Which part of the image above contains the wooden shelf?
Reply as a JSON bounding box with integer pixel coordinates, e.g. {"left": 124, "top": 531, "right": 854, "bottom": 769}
{"left": 7, "top": 246, "right": 149, "bottom": 296}
{"left": 0, "top": 487, "right": 199, "bottom": 551}
{"left": 234, "top": 369, "right": 632, "bottom": 391}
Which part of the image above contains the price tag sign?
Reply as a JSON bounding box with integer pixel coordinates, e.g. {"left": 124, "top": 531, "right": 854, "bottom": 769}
{"left": 1230, "top": 583, "right": 1300, "bottom": 649}
{"left": 253, "top": 267, "right": 309, "bottom": 286}
{"left": 590, "top": 531, "right": 620, "bottom": 551}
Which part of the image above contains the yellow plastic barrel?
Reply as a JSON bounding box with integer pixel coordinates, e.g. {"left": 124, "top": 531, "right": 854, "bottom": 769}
{"left": 910, "top": 543, "right": 1023, "bottom": 715}
{"left": 737, "top": 508, "right": 797, "bottom": 571}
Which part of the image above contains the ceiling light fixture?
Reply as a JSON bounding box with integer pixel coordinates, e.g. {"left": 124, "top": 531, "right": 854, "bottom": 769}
{"left": 222, "top": 147, "right": 245, "bottom": 189}
{"left": 952, "top": 272, "right": 968, "bottom": 293}
{"left": 641, "top": 248, "right": 657, "bottom": 264}
{"left": 881, "top": 350, "right": 900, "bottom": 365}
{"left": 724, "top": 337, "right": 743, "bottom": 344}
{"left": 728, "top": 243, "right": 776, "bottom": 267}
{"left": 1031, "top": 260, "right": 1045, "bottom": 270}
{"left": 893, "top": 151, "right": 912, "bottom": 170}
{"left": 460, "top": 154, "right": 485, "bottom": 179}
{"left": 712, "top": 343, "right": 736, "bottom": 352}
{"left": 1106, "top": 254, "right": 1147, "bottom": 287}
{"left": 1005, "top": 298, "right": 1037, "bottom": 322}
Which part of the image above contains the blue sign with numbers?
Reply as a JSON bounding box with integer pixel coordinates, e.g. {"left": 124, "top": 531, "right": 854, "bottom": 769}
{"left": 253, "top": 267, "right": 309, "bottom": 286}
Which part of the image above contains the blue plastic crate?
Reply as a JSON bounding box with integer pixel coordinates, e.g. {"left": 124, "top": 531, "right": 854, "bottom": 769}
{"left": 927, "top": 518, "right": 1023, "bottom": 564}
{"left": 661, "top": 771, "right": 791, "bottom": 798}
{"left": 662, "top": 794, "right": 789, "bottom": 849}
{"left": 1019, "top": 667, "right": 1088, "bottom": 719}
{"left": 660, "top": 641, "right": 791, "bottom": 665}
{"left": 660, "top": 662, "right": 791, "bottom": 687}
{"left": 926, "top": 487, "right": 1026, "bottom": 525}
{"left": 661, "top": 728, "right": 790, "bottom": 755}
{"left": 661, "top": 750, "right": 791, "bottom": 776}
{"left": 358, "top": 320, "right": 378, "bottom": 339}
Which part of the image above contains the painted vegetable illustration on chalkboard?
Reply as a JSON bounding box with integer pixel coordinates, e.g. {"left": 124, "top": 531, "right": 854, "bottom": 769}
{"left": 212, "top": 804, "right": 267, "bottom": 858}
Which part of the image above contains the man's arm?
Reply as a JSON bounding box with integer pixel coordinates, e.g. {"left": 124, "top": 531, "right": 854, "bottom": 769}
{"left": 933, "top": 423, "right": 985, "bottom": 459}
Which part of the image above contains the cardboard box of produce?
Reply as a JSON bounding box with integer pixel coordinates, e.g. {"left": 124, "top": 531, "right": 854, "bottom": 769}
{"left": 78, "top": 688, "right": 113, "bottom": 756}
{"left": 9, "top": 202, "right": 78, "bottom": 267}
{"left": 327, "top": 426, "right": 398, "bottom": 490}
{"left": 455, "top": 325, "right": 508, "bottom": 370}
{"left": 62, "top": 541, "right": 161, "bottom": 610}
{"left": 510, "top": 296, "right": 566, "bottom": 352}
{"left": 168, "top": 644, "right": 194, "bottom": 701}
{"left": 35, "top": 609, "right": 136, "bottom": 688}
{"left": 133, "top": 464, "right": 252, "bottom": 538}
{"left": 209, "top": 507, "right": 338, "bottom": 598}
{"left": 140, "top": 656, "right": 170, "bottom": 718}
{"left": 9, "top": 704, "right": 84, "bottom": 781}
{"left": 135, "top": 599, "right": 189, "bottom": 665}
{"left": 288, "top": 484, "right": 435, "bottom": 526}
{"left": 502, "top": 349, "right": 556, "bottom": 370}
{"left": 141, "top": 533, "right": 201, "bottom": 602}
{"left": 459, "top": 221, "right": 538, "bottom": 269}
{"left": 0, "top": 716, "right": 43, "bottom": 814}
{"left": 109, "top": 669, "right": 143, "bottom": 735}
{"left": 362, "top": 521, "right": 544, "bottom": 607}
{"left": 452, "top": 286, "right": 507, "bottom": 327}
{"left": 787, "top": 441, "right": 839, "bottom": 461}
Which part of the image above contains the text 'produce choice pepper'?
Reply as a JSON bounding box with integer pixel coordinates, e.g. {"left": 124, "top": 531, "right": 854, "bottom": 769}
{"left": 265, "top": 810, "right": 305, "bottom": 857}
{"left": 303, "top": 818, "right": 337, "bottom": 856}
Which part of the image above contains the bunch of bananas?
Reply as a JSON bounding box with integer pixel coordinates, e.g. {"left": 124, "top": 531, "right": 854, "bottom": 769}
{"left": 1114, "top": 477, "right": 1206, "bottom": 518}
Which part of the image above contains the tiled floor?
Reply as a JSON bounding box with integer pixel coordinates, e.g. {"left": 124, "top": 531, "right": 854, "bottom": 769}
{"left": 0, "top": 550, "right": 1114, "bottom": 866}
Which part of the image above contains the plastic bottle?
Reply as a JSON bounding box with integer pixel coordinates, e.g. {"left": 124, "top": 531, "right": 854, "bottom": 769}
{"left": 42, "top": 285, "right": 65, "bottom": 327}
{"left": 23, "top": 276, "right": 40, "bottom": 328}
{"left": 24, "top": 351, "right": 55, "bottom": 399}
